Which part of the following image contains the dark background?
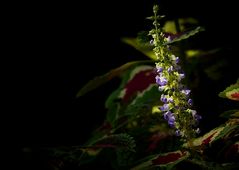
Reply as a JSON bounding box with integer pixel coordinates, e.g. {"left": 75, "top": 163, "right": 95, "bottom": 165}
{"left": 5, "top": 0, "right": 238, "bottom": 168}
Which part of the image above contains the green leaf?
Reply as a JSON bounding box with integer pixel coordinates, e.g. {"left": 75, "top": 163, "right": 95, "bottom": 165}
{"left": 183, "top": 119, "right": 239, "bottom": 148}
{"left": 219, "top": 81, "right": 239, "bottom": 101}
{"left": 220, "top": 110, "right": 239, "bottom": 118}
{"left": 165, "top": 26, "right": 205, "bottom": 45}
{"left": 131, "top": 150, "right": 189, "bottom": 170}
{"left": 105, "top": 65, "right": 156, "bottom": 125}
{"left": 163, "top": 18, "right": 198, "bottom": 34}
{"left": 90, "top": 133, "right": 136, "bottom": 152}
{"left": 76, "top": 60, "right": 152, "bottom": 97}
{"left": 121, "top": 37, "right": 157, "bottom": 60}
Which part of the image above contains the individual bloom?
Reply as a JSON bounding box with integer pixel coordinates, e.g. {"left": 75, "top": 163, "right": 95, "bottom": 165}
{"left": 168, "top": 97, "right": 174, "bottom": 103}
{"left": 190, "top": 109, "right": 197, "bottom": 116}
{"left": 170, "top": 55, "right": 179, "bottom": 64}
{"left": 160, "top": 94, "right": 167, "bottom": 103}
{"left": 195, "top": 128, "right": 201, "bottom": 134}
{"left": 188, "top": 98, "right": 193, "bottom": 106}
{"left": 178, "top": 73, "right": 185, "bottom": 81}
{"left": 194, "top": 114, "right": 202, "bottom": 122}
{"left": 150, "top": 39, "right": 154, "bottom": 45}
{"left": 158, "top": 86, "right": 165, "bottom": 91}
{"left": 156, "top": 65, "right": 163, "bottom": 73}
{"left": 167, "top": 66, "right": 174, "bottom": 72}
{"left": 168, "top": 115, "right": 175, "bottom": 127}
{"left": 175, "top": 129, "right": 181, "bottom": 136}
{"left": 160, "top": 104, "right": 169, "bottom": 111}
{"left": 190, "top": 110, "right": 202, "bottom": 121}
{"left": 155, "top": 75, "right": 167, "bottom": 86}
{"left": 163, "top": 111, "right": 172, "bottom": 120}
{"left": 164, "top": 35, "right": 172, "bottom": 43}
{"left": 163, "top": 111, "right": 175, "bottom": 127}
{"left": 181, "top": 89, "right": 191, "bottom": 96}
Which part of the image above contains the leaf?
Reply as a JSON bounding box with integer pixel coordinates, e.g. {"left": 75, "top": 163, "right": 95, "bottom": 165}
{"left": 204, "top": 59, "right": 227, "bottom": 80}
{"left": 219, "top": 81, "right": 239, "bottom": 101}
{"left": 105, "top": 65, "right": 157, "bottom": 125}
{"left": 131, "top": 150, "right": 189, "bottom": 170}
{"left": 76, "top": 60, "right": 152, "bottom": 97}
{"left": 220, "top": 110, "right": 239, "bottom": 118}
{"left": 92, "top": 133, "right": 136, "bottom": 152}
{"left": 183, "top": 119, "right": 239, "bottom": 148}
{"left": 121, "top": 37, "right": 157, "bottom": 60}
{"left": 163, "top": 18, "right": 198, "bottom": 34}
{"left": 224, "top": 141, "right": 239, "bottom": 159}
{"left": 165, "top": 26, "right": 205, "bottom": 45}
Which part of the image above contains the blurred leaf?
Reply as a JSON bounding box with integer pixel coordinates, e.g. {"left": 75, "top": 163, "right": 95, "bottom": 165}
{"left": 185, "top": 49, "right": 202, "bottom": 58}
{"left": 219, "top": 81, "right": 239, "bottom": 101}
{"left": 90, "top": 133, "right": 136, "bottom": 152}
{"left": 185, "top": 48, "right": 220, "bottom": 59}
{"left": 121, "top": 37, "right": 157, "bottom": 60}
{"left": 184, "top": 119, "right": 239, "bottom": 148}
{"left": 78, "top": 134, "right": 136, "bottom": 166}
{"left": 204, "top": 59, "right": 227, "bottom": 80}
{"left": 225, "top": 141, "right": 239, "bottom": 157}
{"left": 131, "top": 150, "right": 189, "bottom": 170}
{"left": 165, "top": 26, "right": 204, "bottom": 45}
{"left": 163, "top": 18, "right": 198, "bottom": 34}
{"left": 220, "top": 110, "right": 239, "bottom": 118}
{"left": 76, "top": 60, "right": 152, "bottom": 97}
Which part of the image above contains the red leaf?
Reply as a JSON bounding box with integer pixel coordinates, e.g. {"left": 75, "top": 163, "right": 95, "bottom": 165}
{"left": 224, "top": 143, "right": 239, "bottom": 160}
{"left": 123, "top": 69, "right": 156, "bottom": 102}
{"left": 202, "top": 132, "right": 217, "bottom": 145}
{"left": 152, "top": 151, "right": 186, "bottom": 165}
{"left": 231, "top": 92, "right": 239, "bottom": 100}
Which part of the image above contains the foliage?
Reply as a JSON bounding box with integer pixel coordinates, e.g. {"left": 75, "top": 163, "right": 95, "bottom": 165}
{"left": 44, "top": 4, "right": 239, "bottom": 170}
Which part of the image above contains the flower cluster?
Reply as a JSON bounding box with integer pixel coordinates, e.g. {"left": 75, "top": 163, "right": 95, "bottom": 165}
{"left": 149, "top": 5, "right": 201, "bottom": 139}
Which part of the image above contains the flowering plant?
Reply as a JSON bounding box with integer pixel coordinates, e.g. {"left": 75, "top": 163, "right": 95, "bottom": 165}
{"left": 42, "top": 4, "right": 238, "bottom": 170}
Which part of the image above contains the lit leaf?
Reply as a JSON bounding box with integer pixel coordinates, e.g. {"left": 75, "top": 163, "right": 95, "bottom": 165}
{"left": 163, "top": 18, "right": 198, "bottom": 34}
{"left": 219, "top": 81, "right": 239, "bottom": 101}
{"left": 131, "top": 150, "right": 189, "bottom": 170}
{"left": 165, "top": 26, "right": 205, "bottom": 45}
{"left": 76, "top": 60, "right": 152, "bottom": 97}
{"left": 121, "top": 37, "right": 157, "bottom": 60}
{"left": 183, "top": 119, "right": 239, "bottom": 148}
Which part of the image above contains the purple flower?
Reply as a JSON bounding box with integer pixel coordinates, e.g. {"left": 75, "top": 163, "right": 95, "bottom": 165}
{"left": 155, "top": 75, "right": 167, "bottom": 86}
{"left": 178, "top": 73, "right": 185, "bottom": 81}
{"left": 168, "top": 97, "right": 174, "bottom": 103}
{"left": 160, "top": 104, "right": 169, "bottom": 111}
{"left": 156, "top": 65, "right": 163, "bottom": 73}
{"left": 181, "top": 89, "right": 191, "bottom": 96}
{"left": 163, "top": 111, "right": 175, "bottom": 127}
{"left": 167, "top": 66, "right": 174, "bottom": 72}
{"left": 168, "top": 115, "right": 175, "bottom": 127}
{"left": 191, "top": 110, "right": 202, "bottom": 122}
{"left": 175, "top": 129, "right": 181, "bottom": 136}
{"left": 194, "top": 114, "right": 202, "bottom": 121}
{"left": 160, "top": 94, "right": 167, "bottom": 103}
{"left": 163, "top": 111, "right": 171, "bottom": 120}
{"left": 188, "top": 98, "right": 193, "bottom": 106}
{"left": 171, "top": 55, "right": 180, "bottom": 64}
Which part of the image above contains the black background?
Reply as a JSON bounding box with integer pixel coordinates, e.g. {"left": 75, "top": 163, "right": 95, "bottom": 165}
{"left": 5, "top": 0, "right": 239, "bottom": 168}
